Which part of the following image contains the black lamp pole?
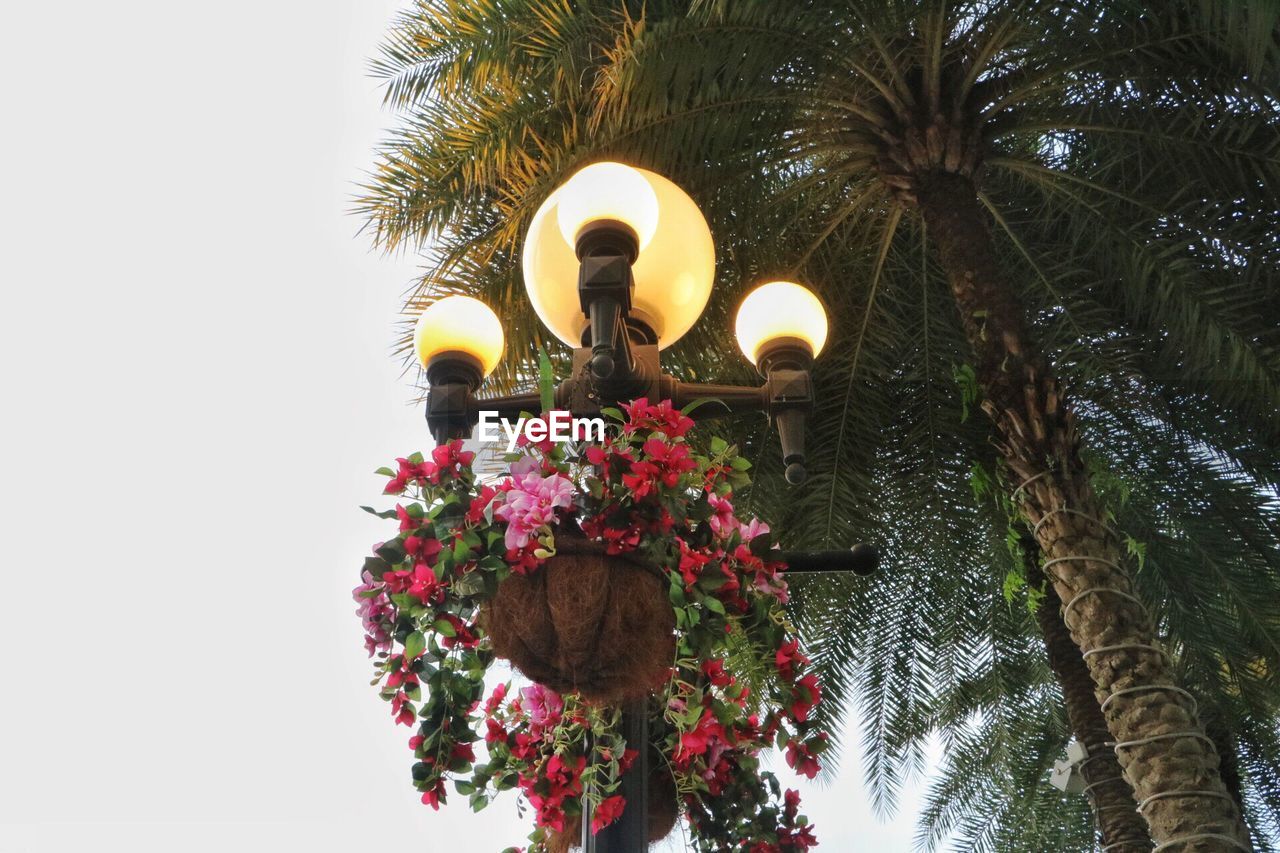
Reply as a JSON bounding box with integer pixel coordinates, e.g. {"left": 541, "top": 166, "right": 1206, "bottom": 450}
{"left": 423, "top": 221, "right": 879, "bottom": 853}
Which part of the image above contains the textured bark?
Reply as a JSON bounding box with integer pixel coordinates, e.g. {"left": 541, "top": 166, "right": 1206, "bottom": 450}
{"left": 1026, "top": 539, "right": 1151, "bottom": 851}
{"left": 915, "top": 170, "right": 1251, "bottom": 850}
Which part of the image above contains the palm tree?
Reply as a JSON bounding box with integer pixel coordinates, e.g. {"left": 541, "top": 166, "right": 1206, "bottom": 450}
{"left": 357, "top": 0, "right": 1280, "bottom": 848}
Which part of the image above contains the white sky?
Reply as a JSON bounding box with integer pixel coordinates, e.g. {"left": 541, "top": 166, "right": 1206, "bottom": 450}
{"left": 0, "top": 2, "right": 933, "bottom": 850}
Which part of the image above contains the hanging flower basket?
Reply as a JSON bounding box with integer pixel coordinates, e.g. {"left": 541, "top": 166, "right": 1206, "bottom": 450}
{"left": 483, "top": 527, "right": 675, "bottom": 703}
{"left": 353, "top": 399, "right": 827, "bottom": 852}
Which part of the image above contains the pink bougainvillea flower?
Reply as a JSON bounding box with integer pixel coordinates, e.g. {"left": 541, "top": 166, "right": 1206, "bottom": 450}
{"left": 494, "top": 457, "right": 575, "bottom": 550}
{"left": 591, "top": 795, "right": 627, "bottom": 834}
{"left": 351, "top": 570, "right": 393, "bottom": 657}
{"left": 738, "top": 516, "right": 770, "bottom": 543}
{"left": 752, "top": 563, "right": 790, "bottom": 605}
{"left": 707, "top": 492, "right": 736, "bottom": 538}
{"left": 519, "top": 684, "right": 564, "bottom": 735}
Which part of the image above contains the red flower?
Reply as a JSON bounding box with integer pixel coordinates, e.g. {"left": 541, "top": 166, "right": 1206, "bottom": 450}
{"left": 383, "top": 564, "right": 445, "bottom": 606}
{"left": 484, "top": 683, "right": 508, "bottom": 715}
{"left": 622, "top": 460, "right": 660, "bottom": 498}
{"left": 591, "top": 795, "right": 627, "bottom": 834}
{"left": 783, "top": 788, "right": 801, "bottom": 823}
{"left": 391, "top": 692, "right": 415, "bottom": 726}
{"left": 466, "top": 484, "right": 499, "bottom": 524}
{"left": 385, "top": 457, "right": 439, "bottom": 494}
{"left": 485, "top": 718, "right": 508, "bottom": 746}
{"left": 775, "top": 639, "right": 811, "bottom": 682}
{"left": 395, "top": 504, "right": 421, "bottom": 533}
{"left": 789, "top": 674, "right": 822, "bottom": 723}
{"left": 449, "top": 742, "right": 476, "bottom": 768}
{"left": 509, "top": 732, "right": 537, "bottom": 762}
{"left": 431, "top": 439, "right": 475, "bottom": 471}
{"left": 504, "top": 545, "right": 544, "bottom": 575}
{"left": 678, "top": 539, "right": 714, "bottom": 587}
{"left": 601, "top": 522, "right": 642, "bottom": 554}
{"left": 438, "top": 613, "right": 479, "bottom": 649}
{"left": 620, "top": 398, "right": 694, "bottom": 437}
{"left": 420, "top": 777, "right": 446, "bottom": 810}
{"left": 404, "top": 534, "right": 444, "bottom": 566}
{"left": 385, "top": 654, "right": 419, "bottom": 690}
{"left": 785, "top": 735, "right": 826, "bottom": 780}
{"left": 585, "top": 439, "right": 633, "bottom": 475}
{"left": 701, "top": 658, "right": 733, "bottom": 688}
{"left": 675, "top": 712, "right": 728, "bottom": 768}
{"left": 641, "top": 439, "right": 698, "bottom": 486}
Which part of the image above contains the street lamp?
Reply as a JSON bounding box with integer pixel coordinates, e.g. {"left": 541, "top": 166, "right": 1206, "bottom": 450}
{"left": 413, "top": 162, "right": 876, "bottom": 853}
{"left": 422, "top": 161, "right": 825, "bottom": 485}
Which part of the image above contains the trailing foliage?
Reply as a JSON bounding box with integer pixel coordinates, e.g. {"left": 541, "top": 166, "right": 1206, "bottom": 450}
{"left": 355, "top": 400, "right": 826, "bottom": 851}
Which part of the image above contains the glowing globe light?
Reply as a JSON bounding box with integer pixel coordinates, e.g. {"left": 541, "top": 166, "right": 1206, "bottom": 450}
{"left": 413, "top": 295, "right": 505, "bottom": 377}
{"left": 734, "top": 281, "right": 829, "bottom": 365}
{"left": 522, "top": 163, "right": 715, "bottom": 350}
{"left": 555, "top": 162, "right": 660, "bottom": 253}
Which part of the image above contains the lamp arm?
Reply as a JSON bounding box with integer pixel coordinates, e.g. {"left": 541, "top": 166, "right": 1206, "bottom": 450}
{"left": 777, "top": 544, "right": 880, "bottom": 576}
{"left": 426, "top": 387, "right": 545, "bottom": 445}
{"left": 662, "top": 379, "right": 768, "bottom": 419}
{"left": 471, "top": 390, "right": 546, "bottom": 421}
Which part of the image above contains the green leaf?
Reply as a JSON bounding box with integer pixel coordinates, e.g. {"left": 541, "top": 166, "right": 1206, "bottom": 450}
{"left": 538, "top": 347, "right": 555, "bottom": 413}
{"left": 405, "top": 631, "right": 426, "bottom": 659}
{"left": 432, "top": 618, "right": 458, "bottom": 638}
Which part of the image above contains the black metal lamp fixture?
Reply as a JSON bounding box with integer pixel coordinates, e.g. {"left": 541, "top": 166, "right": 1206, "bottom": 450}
{"left": 415, "top": 162, "right": 830, "bottom": 486}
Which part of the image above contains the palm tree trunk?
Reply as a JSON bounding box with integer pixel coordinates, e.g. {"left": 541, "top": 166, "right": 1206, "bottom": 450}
{"left": 1024, "top": 536, "right": 1152, "bottom": 851}
{"left": 914, "top": 170, "right": 1251, "bottom": 850}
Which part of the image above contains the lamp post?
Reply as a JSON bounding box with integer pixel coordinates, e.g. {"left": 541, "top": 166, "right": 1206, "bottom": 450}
{"left": 413, "top": 162, "right": 877, "bottom": 852}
